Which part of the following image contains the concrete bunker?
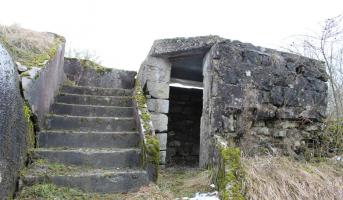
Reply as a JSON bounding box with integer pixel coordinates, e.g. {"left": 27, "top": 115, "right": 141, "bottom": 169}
{"left": 138, "top": 36, "right": 328, "bottom": 168}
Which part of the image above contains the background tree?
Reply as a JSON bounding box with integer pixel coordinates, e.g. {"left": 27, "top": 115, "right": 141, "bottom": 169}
{"left": 288, "top": 14, "right": 343, "bottom": 120}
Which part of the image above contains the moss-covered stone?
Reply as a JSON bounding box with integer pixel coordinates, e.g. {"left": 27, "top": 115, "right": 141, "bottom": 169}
{"left": 217, "top": 147, "right": 245, "bottom": 200}
{"left": 23, "top": 103, "right": 35, "bottom": 149}
{"left": 79, "top": 59, "right": 112, "bottom": 74}
{"left": 143, "top": 135, "right": 160, "bottom": 181}
{"left": 134, "top": 80, "right": 160, "bottom": 182}
{"left": 0, "top": 34, "right": 63, "bottom": 67}
{"left": 134, "top": 80, "right": 151, "bottom": 135}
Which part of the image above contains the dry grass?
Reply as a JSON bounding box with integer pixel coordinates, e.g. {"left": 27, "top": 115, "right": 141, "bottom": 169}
{"left": 243, "top": 156, "right": 343, "bottom": 200}
{"left": 0, "top": 24, "right": 55, "bottom": 52}
{"left": 17, "top": 167, "right": 213, "bottom": 200}
{"left": 157, "top": 167, "right": 213, "bottom": 199}
{"left": 0, "top": 24, "right": 62, "bottom": 66}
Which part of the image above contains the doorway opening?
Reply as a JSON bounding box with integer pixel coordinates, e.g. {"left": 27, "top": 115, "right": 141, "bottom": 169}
{"left": 166, "top": 54, "right": 204, "bottom": 167}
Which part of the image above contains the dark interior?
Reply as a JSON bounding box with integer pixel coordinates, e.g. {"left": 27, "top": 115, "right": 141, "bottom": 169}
{"left": 169, "top": 54, "right": 205, "bottom": 82}
{"left": 166, "top": 86, "right": 203, "bottom": 166}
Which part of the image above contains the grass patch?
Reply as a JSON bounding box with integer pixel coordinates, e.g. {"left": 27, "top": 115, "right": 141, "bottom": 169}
{"left": 17, "top": 167, "right": 213, "bottom": 200}
{"left": 158, "top": 167, "right": 213, "bottom": 198}
{"left": 243, "top": 156, "right": 343, "bottom": 200}
{"left": 23, "top": 103, "right": 35, "bottom": 149}
{"left": 0, "top": 24, "right": 64, "bottom": 67}
{"left": 80, "top": 59, "right": 112, "bottom": 74}
{"left": 23, "top": 159, "right": 92, "bottom": 177}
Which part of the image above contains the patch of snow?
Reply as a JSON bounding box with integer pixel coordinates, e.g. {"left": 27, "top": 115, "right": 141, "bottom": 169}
{"left": 189, "top": 191, "right": 219, "bottom": 200}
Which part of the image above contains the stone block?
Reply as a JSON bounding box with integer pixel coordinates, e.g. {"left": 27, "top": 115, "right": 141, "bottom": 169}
{"left": 156, "top": 133, "right": 167, "bottom": 150}
{"left": 222, "top": 115, "right": 235, "bottom": 132}
{"left": 252, "top": 127, "right": 270, "bottom": 135}
{"left": 146, "top": 81, "right": 170, "bottom": 99}
{"left": 274, "top": 121, "right": 299, "bottom": 129}
{"left": 254, "top": 121, "right": 266, "bottom": 127}
{"left": 273, "top": 130, "right": 287, "bottom": 138}
{"left": 151, "top": 113, "right": 168, "bottom": 132}
{"left": 147, "top": 99, "right": 169, "bottom": 113}
{"left": 141, "top": 56, "right": 171, "bottom": 83}
{"left": 159, "top": 150, "right": 166, "bottom": 164}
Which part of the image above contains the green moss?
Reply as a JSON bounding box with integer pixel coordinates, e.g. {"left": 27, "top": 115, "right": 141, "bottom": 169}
{"left": 134, "top": 80, "right": 160, "bottom": 181}
{"left": 17, "top": 183, "right": 89, "bottom": 200}
{"left": 144, "top": 135, "right": 160, "bottom": 181}
{"left": 0, "top": 35, "right": 63, "bottom": 67}
{"left": 23, "top": 103, "right": 35, "bottom": 149}
{"left": 134, "top": 80, "right": 151, "bottom": 135}
{"left": 20, "top": 72, "right": 30, "bottom": 78}
{"left": 79, "top": 59, "right": 112, "bottom": 74}
{"left": 34, "top": 73, "right": 39, "bottom": 80}
{"left": 63, "top": 79, "right": 76, "bottom": 86}
{"left": 217, "top": 147, "right": 245, "bottom": 200}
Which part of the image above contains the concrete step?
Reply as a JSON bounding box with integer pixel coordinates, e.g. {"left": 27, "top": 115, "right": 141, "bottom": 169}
{"left": 60, "top": 85, "right": 133, "bottom": 96}
{"left": 32, "top": 148, "right": 141, "bottom": 168}
{"left": 22, "top": 164, "right": 149, "bottom": 193}
{"left": 45, "top": 115, "right": 136, "bottom": 132}
{"left": 50, "top": 103, "right": 134, "bottom": 117}
{"left": 56, "top": 93, "right": 133, "bottom": 107}
{"left": 37, "top": 131, "right": 140, "bottom": 148}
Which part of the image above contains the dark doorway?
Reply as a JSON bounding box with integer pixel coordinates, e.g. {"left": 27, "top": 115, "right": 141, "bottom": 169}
{"left": 166, "top": 86, "right": 203, "bottom": 166}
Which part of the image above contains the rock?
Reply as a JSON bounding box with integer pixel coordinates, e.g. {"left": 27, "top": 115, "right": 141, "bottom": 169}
{"left": 0, "top": 44, "right": 29, "bottom": 198}
{"left": 146, "top": 81, "right": 169, "bottom": 99}
{"left": 254, "top": 121, "right": 266, "bottom": 127}
{"left": 159, "top": 150, "right": 166, "bottom": 164}
{"left": 222, "top": 115, "right": 235, "bottom": 132}
{"left": 147, "top": 99, "right": 169, "bottom": 113}
{"left": 21, "top": 77, "right": 33, "bottom": 91}
{"left": 274, "top": 130, "right": 287, "bottom": 138}
{"left": 274, "top": 121, "right": 299, "bottom": 129}
{"left": 305, "top": 124, "right": 322, "bottom": 131}
{"left": 22, "top": 67, "right": 41, "bottom": 80}
{"left": 140, "top": 56, "right": 171, "bottom": 83}
{"left": 150, "top": 35, "right": 224, "bottom": 57}
{"left": 16, "top": 62, "right": 28, "bottom": 72}
{"left": 156, "top": 133, "right": 167, "bottom": 150}
{"left": 253, "top": 127, "right": 270, "bottom": 135}
{"left": 150, "top": 113, "right": 168, "bottom": 132}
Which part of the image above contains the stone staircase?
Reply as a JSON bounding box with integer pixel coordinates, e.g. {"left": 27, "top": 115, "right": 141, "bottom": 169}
{"left": 21, "top": 83, "right": 149, "bottom": 193}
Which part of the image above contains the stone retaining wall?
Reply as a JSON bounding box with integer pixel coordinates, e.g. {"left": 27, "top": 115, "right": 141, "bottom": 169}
{"left": 0, "top": 44, "right": 29, "bottom": 199}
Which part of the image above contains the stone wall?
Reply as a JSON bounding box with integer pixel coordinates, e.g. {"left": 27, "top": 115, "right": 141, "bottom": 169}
{"left": 167, "top": 87, "right": 202, "bottom": 166}
{"left": 21, "top": 42, "right": 65, "bottom": 127}
{"left": 200, "top": 40, "right": 328, "bottom": 166}
{"left": 64, "top": 58, "right": 136, "bottom": 89}
{"left": 0, "top": 44, "right": 28, "bottom": 199}
{"left": 137, "top": 56, "right": 171, "bottom": 165}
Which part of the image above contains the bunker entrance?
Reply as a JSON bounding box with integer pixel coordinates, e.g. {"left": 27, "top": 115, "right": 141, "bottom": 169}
{"left": 166, "top": 54, "right": 204, "bottom": 166}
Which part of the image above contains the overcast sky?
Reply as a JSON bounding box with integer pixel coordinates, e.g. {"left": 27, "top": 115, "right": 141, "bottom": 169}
{"left": 0, "top": 0, "right": 342, "bottom": 71}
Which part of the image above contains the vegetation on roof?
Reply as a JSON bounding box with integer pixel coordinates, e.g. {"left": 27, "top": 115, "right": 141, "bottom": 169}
{"left": 0, "top": 24, "right": 64, "bottom": 67}
{"left": 79, "top": 59, "right": 112, "bottom": 74}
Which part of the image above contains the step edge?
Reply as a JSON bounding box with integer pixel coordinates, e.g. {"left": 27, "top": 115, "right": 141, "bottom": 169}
{"left": 52, "top": 102, "right": 135, "bottom": 109}
{"left": 38, "top": 130, "right": 139, "bottom": 134}
{"left": 57, "top": 93, "right": 134, "bottom": 98}
{"left": 61, "top": 84, "right": 134, "bottom": 91}
{"left": 34, "top": 147, "right": 141, "bottom": 153}
{"left": 45, "top": 114, "right": 135, "bottom": 120}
